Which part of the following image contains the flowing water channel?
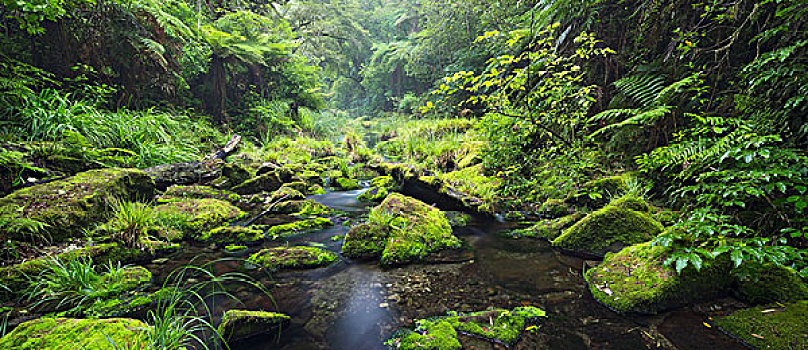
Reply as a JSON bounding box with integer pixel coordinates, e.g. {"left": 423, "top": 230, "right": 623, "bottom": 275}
{"left": 147, "top": 189, "right": 747, "bottom": 350}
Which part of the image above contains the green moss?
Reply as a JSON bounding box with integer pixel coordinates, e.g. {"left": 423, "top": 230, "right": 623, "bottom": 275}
{"left": 0, "top": 168, "right": 155, "bottom": 242}
{"left": 445, "top": 307, "right": 546, "bottom": 344}
{"left": 438, "top": 164, "right": 500, "bottom": 213}
{"left": 334, "top": 177, "right": 360, "bottom": 190}
{"left": 653, "top": 210, "right": 680, "bottom": 226}
{"left": 734, "top": 263, "right": 808, "bottom": 304}
{"left": 153, "top": 198, "right": 246, "bottom": 239}
{"left": 553, "top": 203, "right": 663, "bottom": 256}
{"left": 357, "top": 186, "right": 388, "bottom": 203}
{"left": 712, "top": 301, "right": 808, "bottom": 350}
{"left": 385, "top": 306, "right": 546, "bottom": 349}
{"left": 370, "top": 175, "right": 398, "bottom": 190}
{"left": 265, "top": 218, "right": 333, "bottom": 239}
{"left": 585, "top": 242, "right": 733, "bottom": 314}
{"left": 218, "top": 310, "right": 291, "bottom": 342}
{"left": 386, "top": 319, "right": 461, "bottom": 350}
{"left": 609, "top": 195, "right": 650, "bottom": 212}
{"left": 231, "top": 172, "right": 283, "bottom": 194}
{"left": 269, "top": 186, "right": 306, "bottom": 203}
{"left": 505, "top": 213, "right": 585, "bottom": 240}
{"left": 342, "top": 223, "right": 390, "bottom": 259}
{"left": 342, "top": 193, "right": 461, "bottom": 266}
{"left": 0, "top": 318, "right": 148, "bottom": 350}
{"left": 220, "top": 162, "right": 252, "bottom": 188}
{"left": 272, "top": 199, "right": 333, "bottom": 217}
{"left": 110, "top": 266, "right": 152, "bottom": 292}
{"left": 159, "top": 185, "right": 241, "bottom": 203}
{"left": 247, "top": 246, "right": 337, "bottom": 270}
{"left": 199, "top": 226, "right": 265, "bottom": 245}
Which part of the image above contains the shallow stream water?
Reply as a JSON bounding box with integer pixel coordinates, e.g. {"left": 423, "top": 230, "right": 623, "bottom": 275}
{"left": 148, "top": 190, "right": 747, "bottom": 350}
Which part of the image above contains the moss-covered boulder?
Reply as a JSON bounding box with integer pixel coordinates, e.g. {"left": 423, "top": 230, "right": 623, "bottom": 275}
{"left": 609, "top": 195, "right": 651, "bottom": 212}
{"left": 247, "top": 246, "right": 337, "bottom": 270}
{"left": 334, "top": 177, "right": 361, "bottom": 190}
{"left": 552, "top": 201, "right": 663, "bottom": 256}
{"left": 734, "top": 263, "right": 808, "bottom": 304}
{"left": 342, "top": 193, "right": 461, "bottom": 266}
{"left": 0, "top": 168, "right": 155, "bottom": 242}
{"left": 265, "top": 218, "right": 332, "bottom": 239}
{"left": 153, "top": 198, "right": 246, "bottom": 240}
{"left": 231, "top": 172, "right": 283, "bottom": 194}
{"left": 269, "top": 186, "right": 306, "bottom": 202}
{"left": 272, "top": 199, "right": 333, "bottom": 217}
{"left": 712, "top": 301, "right": 808, "bottom": 350}
{"left": 159, "top": 185, "right": 240, "bottom": 203}
{"left": 370, "top": 175, "right": 398, "bottom": 190}
{"left": 198, "top": 226, "right": 265, "bottom": 245}
{"left": 218, "top": 310, "right": 291, "bottom": 343}
{"left": 0, "top": 317, "right": 148, "bottom": 350}
{"left": 505, "top": 213, "right": 585, "bottom": 240}
{"left": 357, "top": 186, "right": 388, "bottom": 203}
{"left": 83, "top": 286, "right": 177, "bottom": 318}
{"left": 585, "top": 242, "right": 733, "bottom": 314}
{"left": 444, "top": 211, "right": 472, "bottom": 227}
{"left": 385, "top": 307, "right": 546, "bottom": 349}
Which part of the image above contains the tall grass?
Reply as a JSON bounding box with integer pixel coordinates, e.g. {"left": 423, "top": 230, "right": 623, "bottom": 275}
{"left": 107, "top": 199, "right": 155, "bottom": 248}
{"left": 2, "top": 88, "right": 224, "bottom": 167}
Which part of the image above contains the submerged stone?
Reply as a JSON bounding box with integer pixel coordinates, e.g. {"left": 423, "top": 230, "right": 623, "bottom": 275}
{"left": 552, "top": 200, "right": 662, "bottom": 256}
{"left": 342, "top": 193, "right": 461, "bottom": 266}
{"left": 586, "top": 242, "right": 733, "bottom": 314}
{"left": 712, "top": 301, "right": 808, "bottom": 350}
{"left": 0, "top": 317, "right": 148, "bottom": 350}
{"left": 218, "top": 310, "right": 291, "bottom": 343}
{"left": 247, "top": 246, "right": 337, "bottom": 270}
{"left": 0, "top": 168, "right": 155, "bottom": 242}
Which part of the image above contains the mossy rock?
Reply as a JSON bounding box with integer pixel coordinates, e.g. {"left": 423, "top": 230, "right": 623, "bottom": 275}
{"left": 220, "top": 163, "right": 252, "bottom": 188}
{"left": 159, "top": 185, "right": 241, "bottom": 203}
{"left": 112, "top": 266, "right": 152, "bottom": 292}
{"left": 153, "top": 198, "right": 246, "bottom": 239}
{"left": 342, "top": 223, "right": 389, "bottom": 259}
{"left": 232, "top": 172, "right": 283, "bottom": 194}
{"left": 552, "top": 202, "right": 663, "bottom": 257}
{"left": 712, "top": 301, "right": 808, "bottom": 350}
{"left": 385, "top": 306, "right": 546, "bottom": 349}
{"left": 218, "top": 310, "right": 291, "bottom": 343}
{"left": 269, "top": 186, "right": 306, "bottom": 202}
{"left": 247, "top": 246, "right": 337, "bottom": 270}
{"left": 0, "top": 317, "right": 148, "bottom": 350}
{"left": 272, "top": 199, "right": 333, "bottom": 217}
{"left": 539, "top": 199, "right": 573, "bottom": 219}
{"left": 653, "top": 210, "right": 680, "bottom": 226}
{"left": 357, "top": 186, "right": 388, "bottom": 203}
{"left": 505, "top": 213, "right": 585, "bottom": 240}
{"left": 386, "top": 319, "right": 461, "bottom": 350}
{"left": 370, "top": 175, "right": 398, "bottom": 190}
{"left": 265, "top": 217, "right": 333, "bottom": 239}
{"left": 198, "top": 226, "right": 265, "bottom": 245}
{"left": 734, "top": 263, "right": 808, "bottom": 305}
{"left": 84, "top": 287, "right": 177, "bottom": 318}
{"left": 342, "top": 193, "right": 461, "bottom": 266}
{"left": 225, "top": 245, "right": 249, "bottom": 255}
{"left": 334, "top": 177, "right": 360, "bottom": 190}
{"left": 585, "top": 242, "right": 733, "bottom": 314}
{"left": 609, "top": 195, "right": 651, "bottom": 212}
{"left": 0, "top": 168, "right": 155, "bottom": 242}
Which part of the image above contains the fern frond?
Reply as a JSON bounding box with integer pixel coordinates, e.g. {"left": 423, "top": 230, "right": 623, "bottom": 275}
{"left": 613, "top": 73, "right": 667, "bottom": 107}
{"left": 655, "top": 73, "right": 700, "bottom": 105}
{"left": 590, "top": 106, "right": 672, "bottom": 137}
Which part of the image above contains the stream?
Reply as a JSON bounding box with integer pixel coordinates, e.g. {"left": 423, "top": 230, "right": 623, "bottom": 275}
{"left": 146, "top": 189, "right": 747, "bottom": 350}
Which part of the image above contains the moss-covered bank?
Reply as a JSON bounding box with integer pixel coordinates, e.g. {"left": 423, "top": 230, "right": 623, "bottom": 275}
{"left": 0, "top": 317, "right": 148, "bottom": 350}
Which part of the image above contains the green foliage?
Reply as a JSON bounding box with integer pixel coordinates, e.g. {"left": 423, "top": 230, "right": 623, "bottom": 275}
{"left": 106, "top": 200, "right": 154, "bottom": 248}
